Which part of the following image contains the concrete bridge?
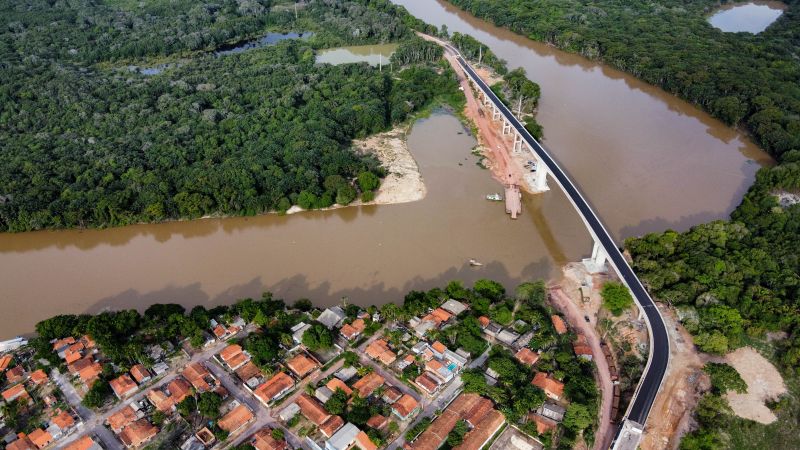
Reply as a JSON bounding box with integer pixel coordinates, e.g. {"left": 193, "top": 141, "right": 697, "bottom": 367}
{"left": 445, "top": 44, "right": 670, "bottom": 449}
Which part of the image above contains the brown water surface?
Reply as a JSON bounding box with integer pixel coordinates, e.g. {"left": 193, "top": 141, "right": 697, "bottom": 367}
{"left": 0, "top": 0, "right": 772, "bottom": 338}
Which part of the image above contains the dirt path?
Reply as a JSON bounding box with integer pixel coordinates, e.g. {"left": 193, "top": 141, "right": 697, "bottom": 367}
{"left": 639, "top": 308, "right": 707, "bottom": 450}
{"left": 420, "top": 32, "right": 534, "bottom": 193}
{"left": 549, "top": 286, "right": 615, "bottom": 450}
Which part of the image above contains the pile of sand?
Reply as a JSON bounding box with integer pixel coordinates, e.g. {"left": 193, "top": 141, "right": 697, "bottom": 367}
{"left": 724, "top": 346, "right": 787, "bottom": 424}
{"left": 353, "top": 126, "right": 426, "bottom": 205}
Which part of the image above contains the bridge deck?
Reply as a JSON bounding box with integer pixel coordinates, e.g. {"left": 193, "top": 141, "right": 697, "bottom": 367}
{"left": 445, "top": 44, "right": 670, "bottom": 434}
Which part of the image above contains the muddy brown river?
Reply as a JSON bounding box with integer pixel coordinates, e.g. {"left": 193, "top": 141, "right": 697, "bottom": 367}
{"left": 0, "top": 0, "right": 771, "bottom": 338}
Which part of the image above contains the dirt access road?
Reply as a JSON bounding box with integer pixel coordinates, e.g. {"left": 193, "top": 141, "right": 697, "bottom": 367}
{"left": 549, "top": 286, "right": 615, "bottom": 450}
{"left": 419, "top": 32, "right": 533, "bottom": 193}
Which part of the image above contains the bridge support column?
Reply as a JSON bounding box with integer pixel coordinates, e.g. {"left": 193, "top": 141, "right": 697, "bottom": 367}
{"left": 492, "top": 104, "right": 500, "bottom": 121}
{"left": 533, "top": 162, "right": 549, "bottom": 192}
{"left": 502, "top": 119, "right": 511, "bottom": 135}
{"left": 583, "top": 240, "right": 608, "bottom": 273}
{"left": 513, "top": 132, "right": 523, "bottom": 153}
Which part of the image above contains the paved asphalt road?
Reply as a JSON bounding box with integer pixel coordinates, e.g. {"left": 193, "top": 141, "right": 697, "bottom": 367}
{"left": 449, "top": 47, "right": 670, "bottom": 426}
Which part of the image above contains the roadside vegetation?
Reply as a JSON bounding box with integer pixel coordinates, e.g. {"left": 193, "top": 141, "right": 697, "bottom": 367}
{"left": 0, "top": 0, "right": 459, "bottom": 232}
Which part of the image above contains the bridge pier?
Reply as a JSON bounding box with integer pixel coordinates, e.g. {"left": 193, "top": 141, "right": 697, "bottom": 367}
{"left": 513, "top": 132, "right": 523, "bottom": 153}
{"left": 492, "top": 104, "right": 500, "bottom": 120}
{"left": 583, "top": 240, "right": 608, "bottom": 273}
{"left": 502, "top": 119, "right": 511, "bottom": 135}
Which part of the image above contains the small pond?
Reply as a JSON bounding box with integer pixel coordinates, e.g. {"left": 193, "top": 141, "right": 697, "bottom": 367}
{"left": 316, "top": 43, "right": 399, "bottom": 66}
{"left": 215, "top": 31, "right": 313, "bottom": 56}
{"left": 708, "top": 1, "right": 787, "bottom": 33}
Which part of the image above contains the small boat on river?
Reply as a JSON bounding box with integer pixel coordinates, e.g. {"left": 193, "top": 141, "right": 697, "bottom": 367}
{"left": 486, "top": 193, "right": 502, "bottom": 201}
{"left": 469, "top": 259, "right": 483, "bottom": 266}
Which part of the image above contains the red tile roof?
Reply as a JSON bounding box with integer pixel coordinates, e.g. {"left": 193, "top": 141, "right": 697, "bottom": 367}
{"left": 319, "top": 415, "right": 344, "bottom": 437}
{"left": 478, "top": 316, "right": 490, "bottom": 327}
{"left": 454, "top": 409, "right": 504, "bottom": 450}
{"left": 365, "top": 339, "right": 396, "bottom": 365}
{"left": 28, "top": 429, "right": 53, "bottom": 449}
{"left": 431, "top": 341, "right": 447, "bottom": 354}
{"left": 51, "top": 409, "right": 76, "bottom": 430}
{"left": 514, "top": 348, "right": 540, "bottom": 366}
{"left": 78, "top": 362, "right": 103, "bottom": 386}
{"left": 352, "top": 372, "right": 385, "bottom": 398}
{"left": 0, "top": 354, "right": 12, "bottom": 371}
{"left": 252, "top": 428, "right": 288, "bottom": 450}
{"left": 29, "top": 369, "right": 48, "bottom": 385}
{"left": 2, "top": 384, "right": 30, "bottom": 403}
{"left": 130, "top": 364, "right": 151, "bottom": 383}
{"left": 254, "top": 372, "right": 294, "bottom": 404}
{"left": 355, "top": 431, "right": 378, "bottom": 450}
{"left": 530, "top": 413, "right": 557, "bottom": 435}
{"left": 118, "top": 419, "right": 158, "bottom": 448}
{"left": 408, "top": 393, "right": 500, "bottom": 450}
{"left": 218, "top": 404, "right": 254, "bottom": 434}
{"left": 235, "top": 361, "right": 262, "bottom": 382}
{"left": 182, "top": 362, "right": 213, "bottom": 392}
{"left": 107, "top": 406, "right": 139, "bottom": 432}
{"left": 7, "top": 434, "right": 36, "bottom": 450}
{"left": 295, "top": 394, "right": 331, "bottom": 426}
{"left": 325, "top": 377, "right": 352, "bottom": 396}
{"left": 551, "top": 315, "right": 568, "bottom": 334}
{"left": 415, "top": 373, "right": 440, "bottom": 394}
{"left": 6, "top": 366, "right": 24, "bottom": 383}
{"left": 367, "top": 414, "right": 388, "bottom": 430}
{"left": 109, "top": 374, "right": 138, "bottom": 398}
{"left": 63, "top": 436, "right": 100, "bottom": 450}
{"left": 531, "top": 372, "right": 565, "bottom": 400}
{"left": 392, "top": 394, "right": 419, "bottom": 419}
{"left": 286, "top": 354, "right": 317, "bottom": 378}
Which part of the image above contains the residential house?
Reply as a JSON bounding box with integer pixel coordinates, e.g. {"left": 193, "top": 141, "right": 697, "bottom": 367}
{"left": 573, "top": 335, "right": 593, "bottom": 361}
{"left": 325, "top": 423, "right": 377, "bottom": 450}
{"left": 430, "top": 341, "right": 447, "bottom": 359}
{"left": 415, "top": 373, "right": 440, "bottom": 396}
{"left": 339, "top": 319, "right": 366, "bottom": 341}
{"left": 381, "top": 386, "right": 402, "bottom": 404}
{"left": 424, "top": 360, "right": 453, "bottom": 383}
{"left": 515, "top": 348, "right": 540, "bottom": 367}
{"left": 550, "top": 316, "right": 568, "bottom": 335}
{"left": 397, "top": 354, "right": 416, "bottom": 370}
{"left": 366, "top": 415, "right": 388, "bottom": 431}
{"left": 496, "top": 329, "right": 521, "bottom": 346}
{"left": 315, "top": 386, "right": 334, "bottom": 404}
{"left": 365, "top": 339, "right": 396, "bottom": 365}
{"left": 352, "top": 372, "right": 384, "bottom": 398}
{"left": 291, "top": 322, "right": 311, "bottom": 345}
{"left": 484, "top": 322, "right": 502, "bottom": 338}
{"left": 529, "top": 413, "right": 557, "bottom": 435}
{"left": 316, "top": 307, "right": 346, "bottom": 330}
{"left": 0, "top": 354, "right": 12, "bottom": 372}
{"left": 319, "top": 415, "right": 345, "bottom": 438}
{"left": 28, "top": 429, "right": 53, "bottom": 449}
{"left": 107, "top": 405, "right": 142, "bottom": 433}
{"left": 334, "top": 366, "right": 357, "bottom": 382}
{"left": 63, "top": 436, "right": 103, "bottom": 450}
{"left": 47, "top": 409, "right": 76, "bottom": 438}
{"left": 391, "top": 394, "right": 419, "bottom": 421}
{"left": 110, "top": 374, "right": 138, "bottom": 399}
{"left": 440, "top": 299, "right": 468, "bottom": 316}
{"left": 278, "top": 403, "right": 300, "bottom": 422}
{"left": 536, "top": 402, "right": 566, "bottom": 422}
{"left": 7, "top": 434, "right": 36, "bottom": 450}
{"left": 6, "top": 366, "right": 24, "bottom": 384}
{"left": 235, "top": 362, "right": 263, "bottom": 388}
{"left": 130, "top": 364, "right": 152, "bottom": 384}
{"left": 219, "top": 344, "right": 251, "bottom": 371}
{"left": 325, "top": 378, "right": 352, "bottom": 397}
{"left": 78, "top": 362, "right": 103, "bottom": 388}
{"left": 407, "top": 393, "right": 504, "bottom": 450}
{"left": 218, "top": 404, "right": 255, "bottom": 436}
{"left": 286, "top": 353, "right": 318, "bottom": 379}
{"left": 118, "top": 419, "right": 158, "bottom": 448}
{"left": 28, "top": 370, "right": 48, "bottom": 386}
{"left": 531, "top": 372, "right": 565, "bottom": 401}
{"left": 295, "top": 394, "right": 330, "bottom": 426}
{"left": 254, "top": 372, "right": 295, "bottom": 406}
{"left": 3, "top": 383, "right": 30, "bottom": 404}
{"left": 182, "top": 362, "right": 216, "bottom": 392}
{"left": 251, "top": 427, "right": 288, "bottom": 450}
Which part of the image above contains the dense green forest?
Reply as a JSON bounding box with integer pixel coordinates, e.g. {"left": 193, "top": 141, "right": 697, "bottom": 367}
{"left": 447, "top": 0, "right": 799, "bottom": 163}
{"left": 0, "top": 0, "right": 458, "bottom": 231}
